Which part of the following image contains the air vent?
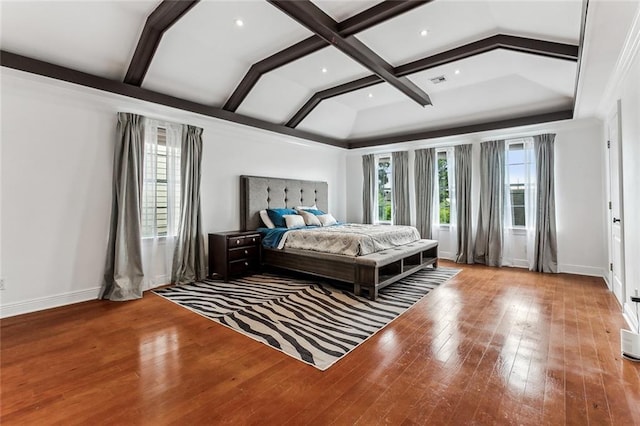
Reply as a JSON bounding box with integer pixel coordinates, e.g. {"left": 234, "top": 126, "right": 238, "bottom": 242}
{"left": 430, "top": 75, "right": 447, "bottom": 84}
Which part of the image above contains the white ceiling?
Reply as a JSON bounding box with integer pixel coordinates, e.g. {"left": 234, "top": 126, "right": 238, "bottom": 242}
{"left": 1, "top": 0, "right": 637, "bottom": 146}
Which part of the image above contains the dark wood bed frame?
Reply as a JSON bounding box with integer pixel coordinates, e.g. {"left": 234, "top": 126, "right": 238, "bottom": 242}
{"left": 239, "top": 175, "right": 438, "bottom": 300}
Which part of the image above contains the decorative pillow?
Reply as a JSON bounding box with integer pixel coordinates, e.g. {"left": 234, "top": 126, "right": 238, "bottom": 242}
{"left": 318, "top": 213, "right": 337, "bottom": 226}
{"left": 283, "top": 214, "right": 306, "bottom": 228}
{"left": 296, "top": 209, "right": 321, "bottom": 226}
{"left": 302, "top": 208, "right": 326, "bottom": 216}
{"left": 295, "top": 204, "right": 318, "bottom": 211}
{"left": 266, "top": 208, "right": 297, "bottom": 228}
{"left": 259, "top": 210, "right": 275, "bottom": 229}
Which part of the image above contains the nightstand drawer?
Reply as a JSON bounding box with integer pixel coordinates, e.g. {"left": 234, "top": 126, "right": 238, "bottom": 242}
{"left": 228, "top": 234, "right": 260, "bottom": 248}
{"left": 228, "top": 245, "right": 259, "bottom": 261}
{"left": 229, "top": 258, "right": 259, "bottom": 275}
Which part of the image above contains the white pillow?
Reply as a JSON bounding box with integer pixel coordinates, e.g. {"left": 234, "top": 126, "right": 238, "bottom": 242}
{"left": 318, "top": 213, "right": 337, "bottom": 226}
{"left": 259, "top": 210, "right": 275, "bottom": 229}
{"left": 295, "top": 204, "right": 317, "bottom": 211}
{"left": 296, "top": 209, "right": 321, "bottom": 226}
{"left": 283, "top": 214, "right": 306, "bottom": 228}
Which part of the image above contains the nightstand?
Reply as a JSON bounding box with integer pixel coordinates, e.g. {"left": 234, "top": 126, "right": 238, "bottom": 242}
{"left": 208, "top": 230, "right": 261, "bottom": 281}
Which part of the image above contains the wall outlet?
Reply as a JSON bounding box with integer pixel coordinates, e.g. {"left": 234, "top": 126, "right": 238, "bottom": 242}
{"left": 0, "top": 278, "right": 4, "bottom": 291}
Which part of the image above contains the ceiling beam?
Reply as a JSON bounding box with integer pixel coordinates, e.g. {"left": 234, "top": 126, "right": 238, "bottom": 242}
{"left": 124, "top": 0, "right": 199, "bottom": 86}
{"left": 268, "top": 0, "right": 432, "bottom": 108}
{"left": 1, "top": 50, "right": 346, "bottom": 148}
{"left": 348, "top": 109, "right": 574, "bottom": 148}
{"left": 1, "top": 51, "right": 576, "bottom": 151}
{"left": 224, "top": 0, "right": 431, "bottom": 112}
{"left": 287, "top": 34, "right": 579, "bottom": 127}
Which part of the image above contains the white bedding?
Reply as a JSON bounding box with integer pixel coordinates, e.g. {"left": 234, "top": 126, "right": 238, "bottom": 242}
{"left": 277, "top": 223, "right": 421, "bottom": 256}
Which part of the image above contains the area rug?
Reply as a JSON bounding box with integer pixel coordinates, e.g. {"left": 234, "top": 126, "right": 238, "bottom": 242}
{"left": 153, "top": 266, "right": 460, "bottom": 370}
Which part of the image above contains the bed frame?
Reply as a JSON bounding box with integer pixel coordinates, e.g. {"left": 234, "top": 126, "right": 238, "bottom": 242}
{"left": 240, "top": 175, "right": 438, "bottom": 300}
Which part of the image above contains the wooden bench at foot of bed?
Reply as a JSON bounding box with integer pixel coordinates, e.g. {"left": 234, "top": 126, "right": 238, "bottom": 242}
{"left": 261, "top": 239, "right": 438, "bottom": 301}
{"left": 354, "top": 239, "right": 438, "bottom": 300}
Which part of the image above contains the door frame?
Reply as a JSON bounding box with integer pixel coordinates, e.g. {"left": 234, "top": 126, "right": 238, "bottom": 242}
{"left": 605, "top": 99, "right": 626, "bottom": 309}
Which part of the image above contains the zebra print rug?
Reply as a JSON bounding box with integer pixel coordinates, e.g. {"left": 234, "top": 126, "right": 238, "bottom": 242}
{"left": 153, "top": 266, "right": 459, "bottom": 370}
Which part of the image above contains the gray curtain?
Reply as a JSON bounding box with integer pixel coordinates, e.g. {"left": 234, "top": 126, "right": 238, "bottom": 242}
{"left": 172, "top": 125, "right": 207, "bottom": 284}
{"left": 533, "top": 134, "right": 558, "bottom": 273}
{"left": 392, "top": 151, "right": 410, "bottom": 225}
{"left": 414, "top": 148, "right": 435, "bottom": 238}
{"left": 455, "top": 144, "right": 474, "bottom": 263}
{"left": 474, "top": 140, "right": 505, "bottom": 266}
{"left": 362, "top": 154, "right": 375, "bottom": 224}
{"left": 101, "top": 113, "right": 145, "bottom": 300}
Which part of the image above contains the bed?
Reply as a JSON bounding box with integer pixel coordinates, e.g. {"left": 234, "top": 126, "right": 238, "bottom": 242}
{"left": 240, "top": 175, "right": 438, "bottom": 300}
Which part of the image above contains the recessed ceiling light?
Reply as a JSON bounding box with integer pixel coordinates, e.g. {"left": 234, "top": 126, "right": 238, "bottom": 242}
{"left": 420, "top": 29, "right": 428, "bottom": 37}
{"left": 368, "top": 93, "right": 374, "bottom": 98}
{"left": 321, "top": 67, "right": 328, "bottom": 73}
{"left": 235, "top": 19, "right": 244, "bottom": 27}
{"left": 454, "top": 69, "right": 461, "bottom": 75}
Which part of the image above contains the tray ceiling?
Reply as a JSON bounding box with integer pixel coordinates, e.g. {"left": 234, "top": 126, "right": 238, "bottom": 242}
{"left": 0, "top": 0, "right": 587, "bottom": 148}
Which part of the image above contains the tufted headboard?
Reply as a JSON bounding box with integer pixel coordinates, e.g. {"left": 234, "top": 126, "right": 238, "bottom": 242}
{"left": 240, "top": 175, "right": 329, "bottom": 230}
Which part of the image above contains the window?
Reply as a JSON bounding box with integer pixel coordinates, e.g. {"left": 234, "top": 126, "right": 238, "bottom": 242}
{"left": 142, "top": 126, "right": 181, "bottom": 238}
{"left": 506, "top": 140, "right": 532, "bottom": 228}
{"left": 377, "top": 156, "right": 392, "bottom": 223}
{"left": 437, "top": 151, "right": 450, "bottom": 224}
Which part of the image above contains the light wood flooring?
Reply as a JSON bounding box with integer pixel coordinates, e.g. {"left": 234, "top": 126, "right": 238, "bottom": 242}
{"left": 1, "top": 261, "right": 639, "bottom": 425}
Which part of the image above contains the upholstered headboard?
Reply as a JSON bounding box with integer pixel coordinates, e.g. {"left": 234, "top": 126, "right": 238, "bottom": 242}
{"left": 240, "top": 175, "right": 329, "bottom": 230}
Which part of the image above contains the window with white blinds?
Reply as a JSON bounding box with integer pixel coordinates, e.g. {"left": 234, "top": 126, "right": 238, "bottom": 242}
{"left": 142, "top": 125, "right": 181, "bottom": 238}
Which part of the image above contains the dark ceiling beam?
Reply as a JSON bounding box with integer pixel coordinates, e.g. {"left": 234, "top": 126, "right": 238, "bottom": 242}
{"left": 268, "top": 0, "right": 432, "bottom": 108}
{"left": 337, "top": 0, "right": 433, "bottom": 37}
{"left": 348, "top": 109, "right": 574, "bottom": 148}
{"left": 287, "top": 34, "right": 579, "bottom": 127}
{"left": 223, "top": 36, "right": 326, "bottom": 111}
{"left": 287, "top": 75, "right": 381, "bottom": 127}
{"left": 124, "top": 0, "right": 199, "bottom": 86}
{"left": 224, "top": 0, "right": 431, "bottom": 112}
{"left": 395, "top": 34, "right": 578, "bottom": 77}
{"left": 1, "top": 50, "right": 346, "bottom": 148}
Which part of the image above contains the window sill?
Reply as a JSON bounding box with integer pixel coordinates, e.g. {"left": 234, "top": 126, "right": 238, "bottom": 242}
{"left": 507, "top": 227, "right": 527, "bottom": 236}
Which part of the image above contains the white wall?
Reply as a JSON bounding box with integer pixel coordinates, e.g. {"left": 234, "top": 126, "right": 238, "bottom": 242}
{"left": 599, "top": 17, "right": 640, "bottom": 330}
{"left": 345, "top": 118, "right": 608, "bottom": 276}
{"left": 0, "top": 68, "right": 346, "bottom": 317}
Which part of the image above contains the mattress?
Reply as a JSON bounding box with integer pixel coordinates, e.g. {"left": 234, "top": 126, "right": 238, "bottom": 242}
{"left": 275, "top": 223, "right": 421, "bottom": 256}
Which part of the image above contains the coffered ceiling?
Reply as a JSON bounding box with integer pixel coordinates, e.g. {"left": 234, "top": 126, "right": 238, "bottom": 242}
{"left": 0, "top": 0, "right": 602, "bottom": 148}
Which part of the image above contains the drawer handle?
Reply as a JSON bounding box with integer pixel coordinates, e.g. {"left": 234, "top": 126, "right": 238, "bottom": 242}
{"left": 244, "top": 250, "right": 248, "bottom": 255}
{"left": 236, "top": 239, "right": 241, "bottom": 245}
{"left": 252, "top": 238, "right": 256, "bottom": 242}
{"left": 244, "top": 261, "right": 249, "bottom": 266}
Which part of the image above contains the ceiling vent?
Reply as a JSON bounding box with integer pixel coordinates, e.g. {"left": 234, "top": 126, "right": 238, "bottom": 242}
{"left": 430, "top": 75, "right": 447, "bottom": 84}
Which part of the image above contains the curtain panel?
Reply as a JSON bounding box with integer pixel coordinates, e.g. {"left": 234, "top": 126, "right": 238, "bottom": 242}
{"left": 533, "top": 134, "right": 558, "bottom": 272}
{"left": 474, "top": 140, "right": 505, "bottom": 267}
{"left": 414, "top": 148, "right": 435, "bottom": 239}
{"left": 101, "top": 113, "right": 145, "bottom": 301}
{"left": 362, "top": 154, "right": 376, "bottom": 224}
{"left": 455, "top": 144, "right": 474, "bottom": 263}
{"left": 392, "top": 151, "right": 410, "bottom": 225}
{"left": 172, "top": 125, "right": 207, "bottom": 284}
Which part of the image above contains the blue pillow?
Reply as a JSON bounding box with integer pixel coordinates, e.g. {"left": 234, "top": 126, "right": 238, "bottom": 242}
{"left": 266, "top": 208, "right": 297, "bottom": 228}
{"left": 302, "top": 208, "right": 326, "bottom": 216}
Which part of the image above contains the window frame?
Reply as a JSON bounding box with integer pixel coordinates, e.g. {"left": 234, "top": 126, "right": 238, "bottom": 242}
{"left": 436, "top": 149, "right": 452, "bottom": 227}
{"left": 141, "top": 125, "right": 181, "bottom": 240}
{"left": 506, "top": 139, "right": 532, "bottom": 230}
{"left": 375, "top": 154, "right": 393, "bottom": 224}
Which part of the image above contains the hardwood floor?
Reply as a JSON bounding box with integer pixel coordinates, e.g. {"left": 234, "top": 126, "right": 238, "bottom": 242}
{"left": 2, "top": 262, "right": 639, "bottom": 425}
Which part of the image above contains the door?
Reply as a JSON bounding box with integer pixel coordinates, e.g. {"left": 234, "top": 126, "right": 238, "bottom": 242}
{"left": 608, "top": 100, "right": 625, "bottom": 308}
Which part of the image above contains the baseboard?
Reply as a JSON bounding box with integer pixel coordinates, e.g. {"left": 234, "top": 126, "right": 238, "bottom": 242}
{"left": 558, "top": 263, "right": 606, "bottom": 278}
{"left": 0, "top": 286, "right": 101, "bottom": 319}
{"left": 438, "top": 251, "right": 456, "bottom": 261}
